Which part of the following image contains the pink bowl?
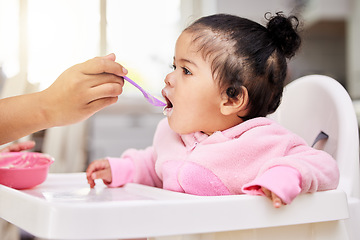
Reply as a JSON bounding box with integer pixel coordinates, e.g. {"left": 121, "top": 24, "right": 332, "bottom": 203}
{"left": 0, "top": 152, "right": 54, "bottom": 189}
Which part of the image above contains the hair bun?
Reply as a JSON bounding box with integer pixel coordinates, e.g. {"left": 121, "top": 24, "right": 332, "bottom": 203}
{"left": 266, "top": 12, "right": 301, "bottom": 59}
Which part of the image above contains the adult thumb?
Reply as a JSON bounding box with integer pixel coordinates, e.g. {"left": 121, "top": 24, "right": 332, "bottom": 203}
{"left": 103, "top": 53, "right": 116, "bottom": 61}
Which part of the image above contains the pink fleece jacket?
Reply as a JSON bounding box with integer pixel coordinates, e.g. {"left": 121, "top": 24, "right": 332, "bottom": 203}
{"left": 107, "top": 117, "right": 339, "bottom": 204}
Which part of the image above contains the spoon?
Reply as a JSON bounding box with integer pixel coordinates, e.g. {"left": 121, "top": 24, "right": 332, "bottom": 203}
{"left": 123, "top": 76, "right": 166, "bottom": 107}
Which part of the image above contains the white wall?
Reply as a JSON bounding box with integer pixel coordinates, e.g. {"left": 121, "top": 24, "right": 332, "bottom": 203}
{"left": 347, "top": 0, "right": 360, "bottom": 99}
{"left": 216, "top": 0, "right": 349, "bottom": 89}
{"left": 216, "top": 0, "right": 297, "bottom": 23}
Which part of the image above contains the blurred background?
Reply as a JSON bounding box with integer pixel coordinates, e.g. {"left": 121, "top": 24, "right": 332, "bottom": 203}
{"left": 0, "top": 0, "right": 359, "bottom": 239}
{"left": 0, "top": 0, "right": 359, "bottom": 171}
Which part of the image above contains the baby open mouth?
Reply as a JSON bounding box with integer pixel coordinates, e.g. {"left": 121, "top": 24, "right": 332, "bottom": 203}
{"left": 163, "top": 96, "right": 173, "bottom": 116}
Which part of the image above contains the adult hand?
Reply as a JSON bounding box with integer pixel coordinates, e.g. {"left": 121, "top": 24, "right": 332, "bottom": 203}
{"left": 0, "top": 54, "right": 127, "bottom": 145}
{"left": 41, "top": 53, "right": 127, "bottom": 127}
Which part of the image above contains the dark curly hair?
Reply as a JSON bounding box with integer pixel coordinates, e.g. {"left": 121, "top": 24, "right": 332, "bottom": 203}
{"left": 184, "top": 12, "right": 301, "bottom": 120}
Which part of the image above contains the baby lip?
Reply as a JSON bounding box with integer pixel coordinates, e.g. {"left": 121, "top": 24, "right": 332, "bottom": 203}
{"left": 161, "top": 88, "right": 173, "bottom": 108}
{"left": 161, "top": 88, "right": 167, "bottom": 99}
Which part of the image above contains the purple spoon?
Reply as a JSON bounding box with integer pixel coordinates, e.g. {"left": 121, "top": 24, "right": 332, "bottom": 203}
{"left": 123, "top": 76, "right": 166, "bottom": 107}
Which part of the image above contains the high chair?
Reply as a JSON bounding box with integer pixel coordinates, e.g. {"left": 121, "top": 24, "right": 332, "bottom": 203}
{"left": 153, "top": 75, "right": 360, "bottom": 240}
{"left": 268, "top": 74, "right": 360, "bottom": 240}
{"left": 0, "top": 75, "right": 358, "bottom": 240}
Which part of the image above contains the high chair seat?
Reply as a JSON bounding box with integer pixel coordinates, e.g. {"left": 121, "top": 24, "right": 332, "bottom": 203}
{"left": 0, "top": 75, "right": 358, "bottom": 240}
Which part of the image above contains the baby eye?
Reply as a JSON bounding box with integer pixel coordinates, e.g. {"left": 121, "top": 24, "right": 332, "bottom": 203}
{"left": 171, "top": 64, "right": 176, "bottom": 70}
{"left": 182, "top": 67, "right": 192, "bottom": 75}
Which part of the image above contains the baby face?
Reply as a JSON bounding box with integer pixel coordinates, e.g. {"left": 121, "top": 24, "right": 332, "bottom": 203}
{"left": 162, "top": 31, "right": 227, "bottom": 135}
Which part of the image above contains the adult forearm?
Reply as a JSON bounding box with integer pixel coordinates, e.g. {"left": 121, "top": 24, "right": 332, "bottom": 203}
{"left": 0, "top": 92, "right": 51, "bottom": 145}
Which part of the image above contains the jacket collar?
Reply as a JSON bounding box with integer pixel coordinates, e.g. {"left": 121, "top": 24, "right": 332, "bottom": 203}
{"left": 179, "top": 117, "right": 273, "bottom": 147}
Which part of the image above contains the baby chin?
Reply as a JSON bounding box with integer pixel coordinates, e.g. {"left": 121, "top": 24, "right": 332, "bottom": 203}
{"left": 163, "top": 107, "right": 173, "bottom": 117}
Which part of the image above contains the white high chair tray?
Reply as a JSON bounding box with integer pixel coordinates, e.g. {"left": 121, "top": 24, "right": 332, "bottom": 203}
{"left": 0, "top": 173, "right": 349, "bottom": 239}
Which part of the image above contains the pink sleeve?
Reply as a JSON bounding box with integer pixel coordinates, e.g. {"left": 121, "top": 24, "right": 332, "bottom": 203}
{"left": 106, "top": 146, "right": 162, "bottom": 188}
{"left": 242, "top": 166, "right": 302, "bottom": 204}
{"left": 106, "top": 157, "right": 135, "bottom": 188}
{"left": 258, "top": 145, "right": 339, "bottom": 195}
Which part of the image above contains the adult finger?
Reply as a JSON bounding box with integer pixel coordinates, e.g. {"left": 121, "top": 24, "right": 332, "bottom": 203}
{"left": 87, "top": 73, "right": 124, "bottom": 89}
{"left": 90, "top": 82, "right": 124, "bottom": 100}
{"left": 103, "top": 53, "right": 116, "bottom": 61}
{"left": 79, "top": 54, "right": 128, "bottom": 76}
{"left": 0, "top": 141, "right": 36, "bottom": 153}
{"left": 86, "top": 97, "right": 119, "bottom": 115}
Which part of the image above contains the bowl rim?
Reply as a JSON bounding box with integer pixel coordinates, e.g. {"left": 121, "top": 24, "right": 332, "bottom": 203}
{"left": 0, "top": 152, "right": 54, "bottom": 171}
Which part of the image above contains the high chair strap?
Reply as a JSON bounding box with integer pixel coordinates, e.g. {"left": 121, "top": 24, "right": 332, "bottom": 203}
{"left": 311, "top": 131, "right": 329, "bottom": 148}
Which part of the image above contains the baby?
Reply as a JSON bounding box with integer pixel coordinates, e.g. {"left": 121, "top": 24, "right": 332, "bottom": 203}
{"left": 86, "top": 13, "right": 339, "bottom": 208}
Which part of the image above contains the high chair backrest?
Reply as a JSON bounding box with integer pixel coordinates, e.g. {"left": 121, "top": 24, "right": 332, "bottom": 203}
{"left": 270, "top": 75, "right": 360, "bottom": 199}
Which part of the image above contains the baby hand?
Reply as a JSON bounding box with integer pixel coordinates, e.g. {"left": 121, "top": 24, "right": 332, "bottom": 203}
{"left": 261, "top": 187, "right": 285, "bottom": 208}
{"left": 86, "top": 159, "right": 112, "bottom": 188}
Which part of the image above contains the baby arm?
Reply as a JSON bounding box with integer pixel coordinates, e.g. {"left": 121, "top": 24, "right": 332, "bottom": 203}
{"left": 86, "top": 146, "right": 161, "bottom": 188}
{"left": 86, "top": 157, "right": 135, "bottom": 188}
{"left": 243, "top": 166, "right": 302, "bottom": 208}
{"left": 237, "top": 120, "right": 339, "bottom": 208}
{"left": 243, "top": 146, "right": 339, "bottom": 207}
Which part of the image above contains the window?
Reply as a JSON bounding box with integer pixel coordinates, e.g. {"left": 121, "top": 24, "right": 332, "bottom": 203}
{"left": 27, "top": 0, "right": 100, "bottom": 89}
{"left": 0, "top": 0, "right": 181, "bottom": 96}
{"left": 0, "top": 0, "right": 19, "bottom": 78}
{"left": 107, "top": 0, "right": 180, "bottom": 95}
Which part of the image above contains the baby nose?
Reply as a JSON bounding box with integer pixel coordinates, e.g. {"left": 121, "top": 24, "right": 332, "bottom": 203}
{"left": 164, "top": 72, "right": 175, "bottom": 86}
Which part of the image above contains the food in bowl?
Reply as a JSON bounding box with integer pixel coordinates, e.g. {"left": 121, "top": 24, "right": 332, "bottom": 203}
{"left": 0, "top": 152, "right": 54, "bottom": 189}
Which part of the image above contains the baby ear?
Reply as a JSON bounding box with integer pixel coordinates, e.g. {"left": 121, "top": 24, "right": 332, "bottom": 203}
{"left": 220, "top": 86, "right": 249, "bottom": 116}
